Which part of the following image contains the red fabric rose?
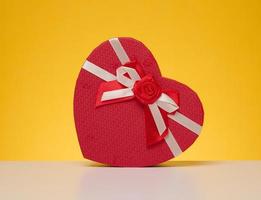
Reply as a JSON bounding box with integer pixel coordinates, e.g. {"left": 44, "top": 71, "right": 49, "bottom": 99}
{"left": 133, "top": 75, "right": 162, "bottom": 104}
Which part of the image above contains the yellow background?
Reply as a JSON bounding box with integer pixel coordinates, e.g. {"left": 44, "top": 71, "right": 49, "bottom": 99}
{"left": 1, "top": 0, "right": 260, "bottom": 160}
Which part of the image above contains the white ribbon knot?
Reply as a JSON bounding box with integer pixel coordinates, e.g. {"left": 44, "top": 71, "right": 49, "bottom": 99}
{"left": 82, "top": 38, "right": 202, "bottom": 157}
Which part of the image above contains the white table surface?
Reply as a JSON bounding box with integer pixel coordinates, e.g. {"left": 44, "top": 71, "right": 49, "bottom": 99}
{"left": 0, "top": 161, "right": 260, "bottom": 200}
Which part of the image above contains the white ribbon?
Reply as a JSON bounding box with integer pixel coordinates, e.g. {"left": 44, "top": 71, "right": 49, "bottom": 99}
{"left": 82, "top": 38, "right": 202, "bottom": 157}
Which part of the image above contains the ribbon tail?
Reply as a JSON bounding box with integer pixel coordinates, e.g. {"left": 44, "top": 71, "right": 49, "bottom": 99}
{"left": 96, "top": 81, "right": 134, "bottom": 107}
{"left": 145, "top": 91, "right": 179, "bottom": 147}
{"left": 145, "top": 104, "right": 169, "bottom": 146}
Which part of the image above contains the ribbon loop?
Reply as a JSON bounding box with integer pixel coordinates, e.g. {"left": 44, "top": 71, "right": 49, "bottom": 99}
{"left": 116, "top": 66, "right": 141, "bottom": 88}
{"left": 156, "top": 93, "right": 179, "bottom": 113}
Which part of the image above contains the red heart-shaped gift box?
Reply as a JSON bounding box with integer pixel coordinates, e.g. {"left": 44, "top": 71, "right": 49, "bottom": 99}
{"left": 74, "top": 37, "right": 204, "bottom": 167}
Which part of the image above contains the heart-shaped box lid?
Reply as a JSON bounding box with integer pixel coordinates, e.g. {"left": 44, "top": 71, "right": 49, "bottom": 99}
{"left": 74, "top": 37, "right": 204, "bottom": 167}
